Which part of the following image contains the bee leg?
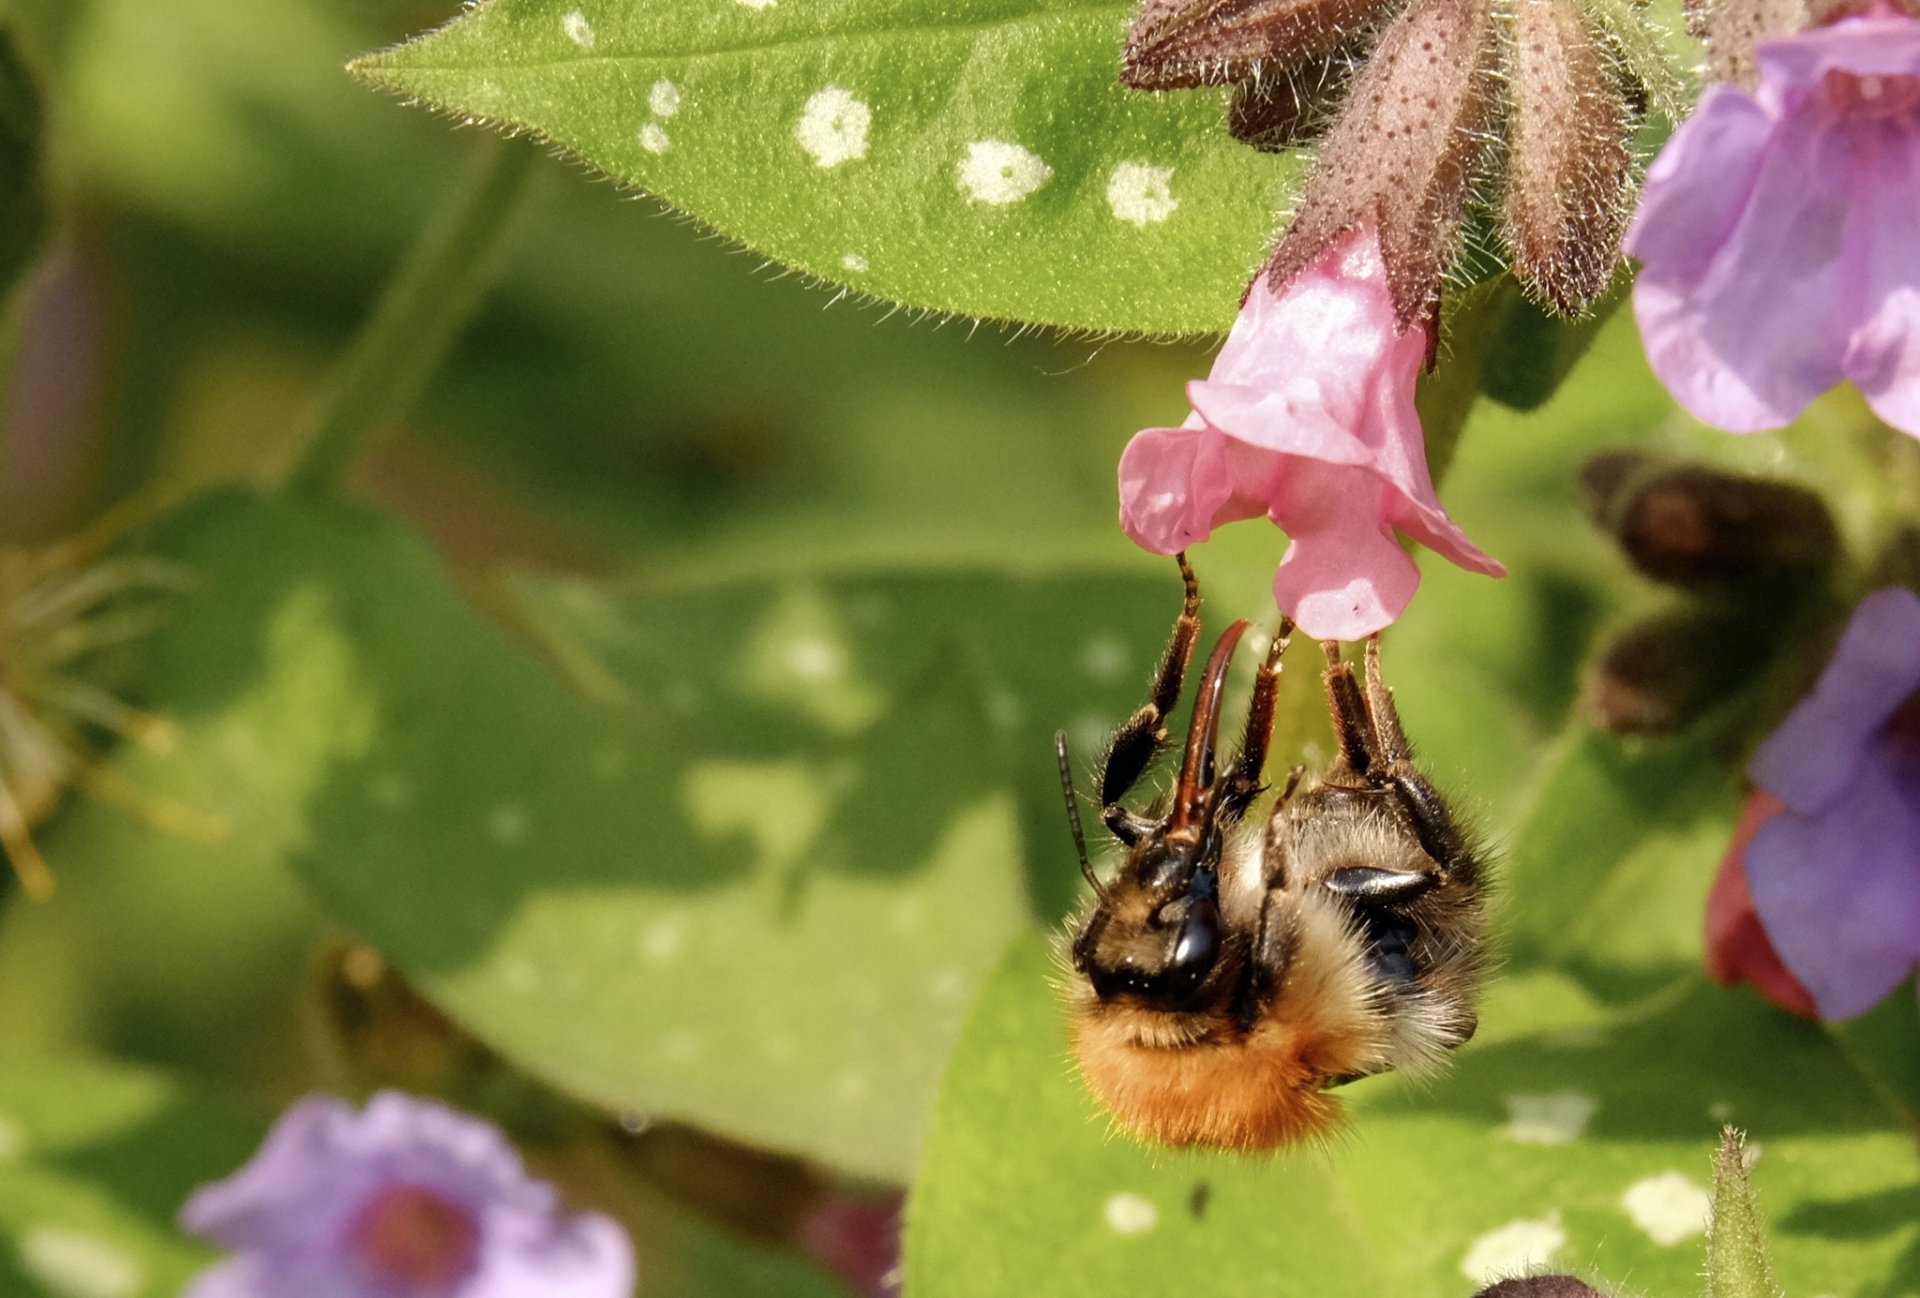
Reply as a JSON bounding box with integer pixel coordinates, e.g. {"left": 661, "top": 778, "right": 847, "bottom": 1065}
{"left": 1218, "top": 618, "right": 1293, "bottom": 822}
{"left": 1318, "top": 641, "right": 1378, "bottom": 777}
{"left": 1362, "top": 637, "right": 1476, "bottom": 882}
{"left": 1237, "top": 892, "right": 1297, "bottom": 1030}
{"left": 1361, "top": 634, "right": 1411, "bottom": 762}
{"left": 1096, "top": 553, "right": 1202, "bottom": 819}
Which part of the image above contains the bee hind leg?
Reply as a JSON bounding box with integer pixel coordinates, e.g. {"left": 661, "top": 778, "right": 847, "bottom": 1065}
{"left": 1096, "top": 553, "right": 1202, "bottom": 822}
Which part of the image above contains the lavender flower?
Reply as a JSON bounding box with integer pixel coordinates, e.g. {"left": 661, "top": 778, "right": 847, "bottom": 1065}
{"left": 1625, "top": 4, "right": 1920, "bottom": 436}
{"left": 1738, "top": 587, "right": 1920, "bottom": 1019}
{"left": 180, "top": 1091, "right": 635, "bottom": 1298}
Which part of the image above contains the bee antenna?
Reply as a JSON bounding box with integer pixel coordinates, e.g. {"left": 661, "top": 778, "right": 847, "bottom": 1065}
{"left": 1055, "top": 730, "right": 1101, "bottom": 892}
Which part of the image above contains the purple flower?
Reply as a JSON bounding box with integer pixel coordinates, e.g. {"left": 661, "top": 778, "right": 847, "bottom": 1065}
{"left": 1625, "top": 5, "right": 1920, "bottom": 436}
{"left": 180, "top": 1091, "right": 635, "bottom": 1298}
{"left": 1742, "top": 586, "right": 1920, "bottom": 1019}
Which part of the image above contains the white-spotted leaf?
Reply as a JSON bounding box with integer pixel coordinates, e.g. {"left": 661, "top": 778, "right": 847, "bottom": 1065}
{"left": 350, "top": 0, "right": 1306, "bottom": 333}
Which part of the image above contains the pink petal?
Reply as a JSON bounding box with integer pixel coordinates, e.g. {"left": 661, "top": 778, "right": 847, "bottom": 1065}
{"left": 1842, "top": 110, "right": 1920, "bottom": 436}
{"left": 1634, "top": 84, "right": 1861, "bottom": 431}
{"left": 1755, "top": 14, "right": 1920, "bottom": 100}
{"left": 1268, "top": 460, "right": 1422, "bottom": 640}
{"left": 1703, "top": 791, "right": 1820, "bottom": 1018}
{"left": 1624, "top": 85, "right": 1775, "bottom": 283}
{"left": 1751, "top": 586, "right": 1920, "bottom": 810}
{"left": 1744, "top": 749, "right": 1920, "bottom": 1019}
{"left": 1117, "top": 422, "right": 1239, "bottom": 553}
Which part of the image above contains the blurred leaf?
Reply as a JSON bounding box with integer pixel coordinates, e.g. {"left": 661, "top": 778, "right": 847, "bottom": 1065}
{"left": 0, "top": 1056, "right": 256, "bottom": 1298}
{"left": 905, "top": 933, "right": 1920, "bottom": 1298}
{"left": 1479, "top": 274, "right": 1630, "bottom": 413}
{"left": 351, "top": 0, "right": 1307, "bottom": 333}
{"left": 1708, "top": 1128, "right": 1785, "bottom": 1298}
{"left": 119, "top": 491, "right": 1218, "bottom": 1179}
{"left": 906, "top": 682, "right": 1914, "bottom": 1297}
{"left": 0, "top": 22, "right": 48, "bottom": 309}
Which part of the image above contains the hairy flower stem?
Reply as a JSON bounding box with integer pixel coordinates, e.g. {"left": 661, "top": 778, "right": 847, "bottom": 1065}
{"left": 284, "top": 135, "right": 541, "bottom": 498}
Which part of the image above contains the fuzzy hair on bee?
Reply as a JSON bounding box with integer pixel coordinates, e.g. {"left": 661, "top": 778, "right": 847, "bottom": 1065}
{"left": 1055, "top": 555, "right": 1486, "bottom": 1150}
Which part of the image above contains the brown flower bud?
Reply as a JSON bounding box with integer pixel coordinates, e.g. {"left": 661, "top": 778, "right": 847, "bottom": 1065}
{"left": 1582, "top": 606, "right": 1754, "bottom": 735}
{"left": 1501, "top": 0, "right": 1638, "bottom": 315}
{"left": 1692, "top": 0, "right": 1809, "bottom": 87}
{"left": 1580, "top": 452, "right": 1838, "bottom": 589}
{"left": 1227, "top": 49, "right": 1359, "bottom": 150}
{"left": 1258, "top": 0, "right": 1503, "bottom": 326}
{"left": 1474, "top": 1278, "right": 1612, "bottom": 1298}
{"left": 1121, "top": 0, "right": 1382, "bottom": 90}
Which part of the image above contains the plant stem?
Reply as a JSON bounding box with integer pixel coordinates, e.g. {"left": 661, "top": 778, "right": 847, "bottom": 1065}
{"left": 285, "top": 134, "right": 542, "bottom": 496}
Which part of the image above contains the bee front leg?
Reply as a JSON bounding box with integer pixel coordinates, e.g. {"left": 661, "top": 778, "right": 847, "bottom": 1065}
{"left": 1218, "top": 619, "right": 1293, "bottom": 822}
{"left": 1319, "top": 642, "right": 1379, "bottom": 777}
{"left": 1096, "top": 553, "right": 1202, "bottom": 818}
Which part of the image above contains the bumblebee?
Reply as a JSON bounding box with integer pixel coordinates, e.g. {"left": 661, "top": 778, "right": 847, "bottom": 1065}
{"left": 1059, "top": 555, "right": 1485, "bottom": 1148}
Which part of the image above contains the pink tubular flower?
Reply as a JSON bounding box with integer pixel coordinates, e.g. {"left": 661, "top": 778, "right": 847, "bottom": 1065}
{"left": 1625, "top": 5, "right": 1920, "bottom": 435}
{"left": 1704, "top": 790, "right": 1819, "bottom": 1018}
{"left": 1729, "top": 587, "right": 1920, "bottom": 1020}
{"left": 180, "top": 1092, "right": 635, "bottom": 1298}
{"left": 1117, "top": 225, "right": 1504, "bottom": 641}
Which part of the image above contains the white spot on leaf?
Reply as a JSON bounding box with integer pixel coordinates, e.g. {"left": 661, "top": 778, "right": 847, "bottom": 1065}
{"left": 561, "top": 9, "right": 594, "bottom": 47}
{"left": 1079, "top": 633, "right": 1129, "bottom": 682}
{"left": 19, "top": 1228, "right": 140, "bottom": 1298}
{"left": 841, "top": 252, "right": 870, "bottom": 273}
{"left": 0, "top": 1113, "right": 24, "bottom": 1162}
{"left": 639, "top": 123, "right": 670, "bottom": 155}
{"left": 1106, "top": 161, "right": 1178, "bottom": 226}
{"left": 1460, "top": 1214, "right": 1566, "bottom": 1284}
{"left": 1621, "top": 1172, "right": 1710, "bottom": 1246}
{"left": 1499, "top": 1092, "right": 1597, "bottom": 1145}
{"left": 957, "top": 140, "right": 1051, "bottom": 205}
{"left": 796, "top": 87, "right": 870, "bottom": 168}
{"left": 649, "top": 78, "right": 681, "bottom": 117}
{"left": 367, "top": 771, "right": 411, "bottom": 809}
{"left": 738, "top": 0, "right": 778, "bottom": 8}
{"left": 1103, "top": 1192, "right": 1159, "bottom": 1236}
{"left": 640, "top": 914, "right": 688, "bottom": 963}
{"left": 929, "top": 967, "right": 967, "bottom": 1003}
{"left": 486, "top": 802, "right": 529, "bottom": 846}
{"left": 786, "top": 635, "right": 844, "bottom": 682}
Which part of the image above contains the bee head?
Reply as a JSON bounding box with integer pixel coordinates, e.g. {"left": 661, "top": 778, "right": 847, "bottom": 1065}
{"left": 1073, "top": 621, "right": 1248, "bottom": 1009}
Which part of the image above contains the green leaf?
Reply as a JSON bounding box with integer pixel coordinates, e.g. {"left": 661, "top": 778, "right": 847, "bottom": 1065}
{"left": 118, "top": 490, "right": 1201, "bottom": 1179}
{"left": 0, "top": 1056, "right": 258, "bottom": 1298}
{"left": 1708, "top": 1128, "right": 1785, "bottom": 1298}
{"left": 350, "top": 0, "right": 1306, "bottom": 334}
{"left": 0, "top": 22, "right": 49, "bottom": 308}
{"left": 906, "top": 934, "right": 1920, "bottom": 1298}
{"left": 906, "top": 678, "right": 1915, "bottom": 1298}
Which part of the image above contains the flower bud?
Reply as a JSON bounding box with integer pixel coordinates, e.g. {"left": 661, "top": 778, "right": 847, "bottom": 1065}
{"left": 1579, "top": 452, "right": 1838, "bottom": 590}
{"left": 1580, "top": 606, "right": 1764, "bottom": 735}
{"left": 1501, "top": 0, "right": 1638, "bottom": 314}
{"left": 1473, "top": 1279, "right": 1612, "bottom": 1298}
{"left": 1260, "top": 0, "right": 1503, "bottom": 326}
{"left": 1121, "top": 0, "right": 1379, "bottom": 89}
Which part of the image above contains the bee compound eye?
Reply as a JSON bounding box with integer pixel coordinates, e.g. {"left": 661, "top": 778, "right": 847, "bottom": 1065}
{"left": 1164, "top": 896, "right": 1221, "bottom": 998}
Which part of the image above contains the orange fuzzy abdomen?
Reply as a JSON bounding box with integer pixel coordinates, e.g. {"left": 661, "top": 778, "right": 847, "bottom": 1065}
{"left": 1071, "top": 1010, "right": 1361, "bottom": 1150}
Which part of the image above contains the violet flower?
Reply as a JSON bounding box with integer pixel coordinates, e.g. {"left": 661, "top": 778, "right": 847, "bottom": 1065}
{"left": 180, "top": 1091, "right": 635, "bottom": 1298}
{"left": 1727, "top": 587, "right": 1920, "bottom": 1020}
{"left": 1117, "top": 224, "right": 1504, "bottom": 641}
{"left": 1625, "top": 5, "right": 1920, "bottom": 436}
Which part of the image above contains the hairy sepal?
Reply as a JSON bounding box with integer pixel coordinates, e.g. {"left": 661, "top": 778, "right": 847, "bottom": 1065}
{"left": 1501, "top": 0, "right": 1638, "bottom": 315}
{"left": 1122, "top": 0, "right": 1389, "bottom": 89}
{"left": 1260, "top": 0, "right": 1503, "bottom": 324}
